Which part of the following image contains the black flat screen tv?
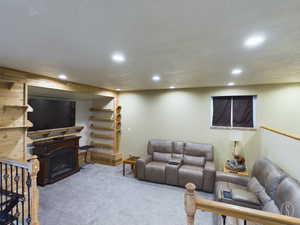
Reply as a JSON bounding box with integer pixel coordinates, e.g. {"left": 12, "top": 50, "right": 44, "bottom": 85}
{"left": 28, "top": 98, "right": 76, "bottom": 131}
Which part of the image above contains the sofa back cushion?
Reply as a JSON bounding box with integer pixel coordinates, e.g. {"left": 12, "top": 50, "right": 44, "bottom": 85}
{"left": 153, "top": 152, "right": 172, "bottom": 162}
{"left": 183, "top": 156, "right": 205, "bottom": 167}
{"left": 184, "top": 142, "right": 214, "bottom": 161}
{"left": 147, "top": 139, "right": 173, "bottom": 154}
{"left": 173, "top": 141, "right": 185, "bottom": 159}
{"left": 274, "top": 177, "right": 300, "bottom": 218}
{"left": 248, "top": 177, "right": 271, "bottom": 205}
{"left": 252, "top": 158, "right": 286, "bottom": 198}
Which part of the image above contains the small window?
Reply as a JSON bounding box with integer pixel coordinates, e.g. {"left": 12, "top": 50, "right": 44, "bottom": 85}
{"left": 211, "top": 96, "right": 256, "bottom": 128}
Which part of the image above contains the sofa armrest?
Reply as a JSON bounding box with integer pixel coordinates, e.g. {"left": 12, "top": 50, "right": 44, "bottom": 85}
{"left": 216, "top": 171, "right": 250, "bottom": 187}
{"left": 202, "top": 161, "right": 216, "bottom": 193}
{"left": 136, "top": 155, "right": 152, "bottom": 180}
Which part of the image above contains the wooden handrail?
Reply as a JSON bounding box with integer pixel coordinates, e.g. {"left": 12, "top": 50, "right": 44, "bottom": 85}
{"left": 0, "top": 157, "right": 32, "bottom": 169}
{"left": 260, "top": 126, "right": 300, "bottom": 141}
{"left": 185, "top": 183, "right": 300, "bottom": 225}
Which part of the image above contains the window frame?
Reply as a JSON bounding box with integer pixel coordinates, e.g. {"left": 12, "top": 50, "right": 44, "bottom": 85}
{"left": 210, "top": 95, "right": 257, "bottom": 130}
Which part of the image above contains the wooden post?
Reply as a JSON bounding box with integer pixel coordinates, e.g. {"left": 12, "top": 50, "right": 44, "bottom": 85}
{"left": 185, "top": 183, "right": 197, "bottom": 225}
{"left": 30, "top": 156, "right": 40, "bottom": 225}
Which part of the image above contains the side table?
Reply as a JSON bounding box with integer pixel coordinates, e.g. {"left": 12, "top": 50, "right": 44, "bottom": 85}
{"left": 223, "top": 164, "right": 249, "bottom": 176}
{"left": 123, "top": 155, "right": 140, "bottom": 177}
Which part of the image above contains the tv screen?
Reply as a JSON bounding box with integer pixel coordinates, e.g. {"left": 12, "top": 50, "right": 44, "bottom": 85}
{"left": 28, "top": 98, "right": 76, "bottom": 131}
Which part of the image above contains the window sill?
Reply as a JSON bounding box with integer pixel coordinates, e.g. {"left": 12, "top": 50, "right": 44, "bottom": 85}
{"left": 210, "top": 126, "right": 257, "bottom": 131}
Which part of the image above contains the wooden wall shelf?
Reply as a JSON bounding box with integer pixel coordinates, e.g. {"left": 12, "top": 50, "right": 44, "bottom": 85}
{"left": 0, "top": 120, "right": 33, "bottom": 130}
{"left": 90, "top": 108, "right": 114, "bottom": 112}
{"left": 89, "top": 116, "right": 114, "bottom": 122}
{"left": 28, "top": 126, "right": 84, "bottom": 137}
{"left": 3, "top": 105, "right": 29, "bottom": 110}
{"left": 91, "top": 141, "right": 113, "bottom": 149}
{"left": 31, "top": 133, "right": 80, "bottom": 143}
{"left": 89, "top": 103, "right": 122, "bottom": 166}
{"left": 0, "top": 80, "right": 15, "bottom": 89}
{"left": 91, "top": 132, "right": 114, "bottom": 139}
{"left": 90, "top": 124, "right": 114, "bottom": 131}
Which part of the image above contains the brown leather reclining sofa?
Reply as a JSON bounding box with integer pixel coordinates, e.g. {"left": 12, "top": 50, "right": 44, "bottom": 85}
{"left": 215, "top": 158, "right": 300, "bottom": 224}
{"left": 136, "top": 139, "right": 216, "bottom": 193}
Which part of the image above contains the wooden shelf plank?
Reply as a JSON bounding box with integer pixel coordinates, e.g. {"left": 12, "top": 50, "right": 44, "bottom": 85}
{"left": 90, "top": 108, "right": 114, "bottom": 112}
{"left": 91, "top": 141, "right": 113, "bottom": 149}
{"left": 0, "top": 123, "right": 32, "bottom": 130}
{"left": 90, "top": 124, "right": 114, "bottom": 131}
{"left": 28, "top": 126, "right": 84, "bottom": 136}
{"left": 3, "top": 105, "right": 29, "bottom": 110}
{"left": 89, "top": 116, "right": 114, "bottom": 122}
{"left": 31, "top": 133, "right": 79, "bottom": 143}
{"left": 91, "top": 132, "right": 114, "bottom": 140}
{"left": 0, "top": 80, "right": 15, "bottom": 89}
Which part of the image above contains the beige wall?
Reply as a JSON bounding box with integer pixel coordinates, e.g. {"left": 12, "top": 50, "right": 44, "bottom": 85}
{"left": 119, "top": 83, "right": 300, "bottom": 175}
{"left": 260, "top": 128, "right": 300, "bottom": 181}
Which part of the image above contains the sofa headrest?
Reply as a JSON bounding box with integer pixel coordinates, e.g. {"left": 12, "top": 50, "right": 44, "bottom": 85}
{"left": 184, "top": 142, "right": 214, "bottom": 161}
{"left": 147, "top": 139, "right": 173, "bottom": 154}
{"left": 274, "top": 177, "right": 300, "bottom": 218}
{"left": 173, "top": 141, "right": 185, "bottom": 154}
{"left": 252, "top": 158, "right": 286, "bottom": 199}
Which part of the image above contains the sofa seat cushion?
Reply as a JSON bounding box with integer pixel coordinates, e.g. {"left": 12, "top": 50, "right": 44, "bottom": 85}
{"left": 145, "top": 161, "right": 167, "bottom": 183}
{"left": 178, "top": 165, "right": 203, "bottom": 189}
{"left": 263, "top": 200, "right": 280, "bottom": 214}
{"left": 232, "top": 189, "right": 260, "bottom": 206}
{"left": 215, "top": 181, "right": 261, "bottom": 209}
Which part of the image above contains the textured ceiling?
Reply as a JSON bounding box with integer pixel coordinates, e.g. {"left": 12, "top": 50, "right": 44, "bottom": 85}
{"left": 0, "top": 0, "right": 300, "bottom": 90}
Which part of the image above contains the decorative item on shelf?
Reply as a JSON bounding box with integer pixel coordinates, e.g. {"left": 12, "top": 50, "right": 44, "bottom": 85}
{"left": 115, "top": 105, "right": 121, "bottom": 132}
{"left": 116, "top": 105, "right": 122, "bottom": 114}
{"left": 116, "top": 114, "right": 121, "bottom": 122}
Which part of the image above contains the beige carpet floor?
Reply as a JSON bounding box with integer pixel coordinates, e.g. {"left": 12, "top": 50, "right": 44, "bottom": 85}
{"left": 39, "top": 163, "right": 214, "bottom": 225}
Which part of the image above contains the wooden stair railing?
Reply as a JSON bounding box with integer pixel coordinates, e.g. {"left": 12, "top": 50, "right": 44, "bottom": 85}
{"left": 0, "top": 156, "right": 40, "bottom": 225}
{"left": 260, "top": 126, "right": 300, "bottom": 141}
{"left": 184, "top": 183, "right": 300, "bottom": 225}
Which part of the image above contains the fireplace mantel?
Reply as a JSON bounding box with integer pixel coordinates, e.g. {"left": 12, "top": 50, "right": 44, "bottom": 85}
{"left": 32, "top": 136, "right": 80, "bottom": 186}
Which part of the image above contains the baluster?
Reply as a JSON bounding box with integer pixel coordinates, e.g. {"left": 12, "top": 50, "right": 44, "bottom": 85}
{"left": 30, "top": 157, "right": 40, "bottom": 225}
{"left": 185, "top": 183, "right": 197, "bottom": 225}
{"left": 221, "top": 215, "right": 227, "bottom": 225}
{"left": 0, "top": 163, "right": 2, "bottom": 212}
{"left": 26, "top": 171, "right": 31, "bottom": 225}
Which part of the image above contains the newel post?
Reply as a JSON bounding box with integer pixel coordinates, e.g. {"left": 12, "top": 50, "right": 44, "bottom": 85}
{"left": 185, "top": 183, "right": 197, "bottom": 225}
{"left": 30, "top": 156, "right": 40, "bottom": 225}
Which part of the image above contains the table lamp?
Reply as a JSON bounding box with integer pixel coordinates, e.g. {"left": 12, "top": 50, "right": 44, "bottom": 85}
{"left": 230, "top": 131, "right": 242, "bottom": 157}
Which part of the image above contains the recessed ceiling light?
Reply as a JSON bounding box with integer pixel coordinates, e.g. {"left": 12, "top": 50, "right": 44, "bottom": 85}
{"left": 152, "top": 75, "right": 160, "bottom": 82}
{"left": 116, "top": 88, "right": 121, "bottom": 91}
{"left": 227, "top": 82, "right": 235, "bottom": 86}
{"left": 58, "top": 74, "right": 67, "bottom": 80}
{"left": 169, "top": 86, "right": 175, "bottom": 89}
{"left": 231, "top": 68, "right": 243, "bottom": 75}
{"left": 111, "top": 52, "right": 126, "bottom": 63}
{"left": 244, "top": 35, "right": 266, "bottom": 48}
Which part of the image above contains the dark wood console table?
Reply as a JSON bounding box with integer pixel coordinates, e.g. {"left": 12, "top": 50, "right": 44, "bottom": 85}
{"left": 32, "top": 136, "right": 80, "bottom": 186}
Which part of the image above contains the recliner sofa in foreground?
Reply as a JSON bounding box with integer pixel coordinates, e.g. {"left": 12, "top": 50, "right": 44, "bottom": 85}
{"left": 136, "top": 139, "right": 216, "bottom": 193}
